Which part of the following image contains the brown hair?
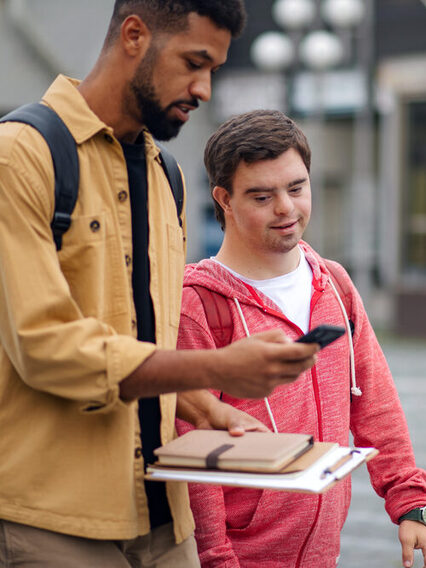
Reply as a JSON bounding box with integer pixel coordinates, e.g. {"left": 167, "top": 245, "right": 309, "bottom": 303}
{"left": 204, "top": 109, "right": 311, "bottom": 229}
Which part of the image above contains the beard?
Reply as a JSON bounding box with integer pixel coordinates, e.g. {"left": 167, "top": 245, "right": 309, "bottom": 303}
{"left": 129, "top": 46, "right": 193, "bottom": 141}
{"left": 131, "top": 81, "right": 183, "bottom": 141}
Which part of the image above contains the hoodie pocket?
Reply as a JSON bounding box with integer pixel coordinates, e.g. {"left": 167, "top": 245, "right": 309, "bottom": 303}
{"left": 224, "top": 487, "right": 264, "bottom": 531}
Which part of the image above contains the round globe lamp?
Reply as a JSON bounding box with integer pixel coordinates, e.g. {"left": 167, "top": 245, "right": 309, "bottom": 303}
{"left": 250, "top": 31, "right": 295, "bottom": 72}
{"left": 272, "top": 0, "right": 316, "bottom": 30}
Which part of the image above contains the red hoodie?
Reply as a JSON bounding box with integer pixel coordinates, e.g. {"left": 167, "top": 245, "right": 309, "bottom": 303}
{"left": 176, "top": 242, "right": 426, "bottom": 568}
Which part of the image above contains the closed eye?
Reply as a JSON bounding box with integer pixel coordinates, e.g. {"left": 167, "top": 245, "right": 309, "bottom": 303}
{"left": 187, "top": 59, "right": 202, "bottom": 70}
{"left": 253, "top": 195, "right": 271, "bottom": 203}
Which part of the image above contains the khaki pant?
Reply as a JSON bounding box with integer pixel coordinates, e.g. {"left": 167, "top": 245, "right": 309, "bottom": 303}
{"left": 0, "top": 520, "right": 200, "bottom": 568}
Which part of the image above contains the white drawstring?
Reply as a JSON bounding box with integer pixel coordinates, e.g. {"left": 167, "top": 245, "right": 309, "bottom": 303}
{"left": 327, "top": 278, "right": 362, "bottom": 397}
{"left": 233, "top": 277, "right": 361, "bottom": 435}
{"left": 233, "top": 297, "right": 279, "bottom": 433}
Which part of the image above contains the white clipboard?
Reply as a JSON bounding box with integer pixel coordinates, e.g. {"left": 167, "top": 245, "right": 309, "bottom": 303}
{"left": 145, "top": 444, "right": 378, "bottom": 494}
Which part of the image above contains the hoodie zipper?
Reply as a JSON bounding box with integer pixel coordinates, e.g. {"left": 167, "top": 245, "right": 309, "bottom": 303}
{"left": 241, "top": 282, "right": 303, "bottom": 333}
{"left": 309, "top": 287, "right": 324, "bottom": 441}
{"left": 241, "top": 280, "right": 325, "bottom": 435}
{"left": 244, "top": 280, "right": 326, "bottom": 568}
{"left": 292, "top": 287, "right": 325, "bottom": 568}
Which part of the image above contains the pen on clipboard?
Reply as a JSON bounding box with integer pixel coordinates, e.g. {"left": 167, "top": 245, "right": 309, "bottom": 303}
{"left": 320, "top": 449, "right": 361, "bottom": 479}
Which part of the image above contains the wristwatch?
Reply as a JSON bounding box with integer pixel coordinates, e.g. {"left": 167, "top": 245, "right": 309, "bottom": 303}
{"left": 398, "top": 506, "right": 426, "bottom": 525}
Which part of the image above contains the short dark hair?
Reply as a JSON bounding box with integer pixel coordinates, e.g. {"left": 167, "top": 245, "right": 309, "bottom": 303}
{"left": 105, "top": 0, "right": 246, "bottom": 45}
{"left": 204, "top": 109, "right": 311, "bottom": 229}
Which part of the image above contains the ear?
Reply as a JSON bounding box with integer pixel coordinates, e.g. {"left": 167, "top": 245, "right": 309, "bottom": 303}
{"left": 120, "top": 15, "right": 152, "bottom": 58}
{"left": 212, "top": 186, "right": 232, "bottom": 213}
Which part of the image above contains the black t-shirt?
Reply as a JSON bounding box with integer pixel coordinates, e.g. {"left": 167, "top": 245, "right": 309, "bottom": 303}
{"left": 121, "top": 139, "right": 172, "bottom": 529}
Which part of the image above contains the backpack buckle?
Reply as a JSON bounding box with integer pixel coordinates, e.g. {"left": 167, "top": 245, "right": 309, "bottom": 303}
{"left": 52, "top": 211, "right": 72, "bottom": 232}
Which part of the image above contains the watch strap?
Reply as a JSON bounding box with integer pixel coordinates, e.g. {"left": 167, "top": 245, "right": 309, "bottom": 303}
{"left": 398, "top": 507, "right": 426, "bottom": 524}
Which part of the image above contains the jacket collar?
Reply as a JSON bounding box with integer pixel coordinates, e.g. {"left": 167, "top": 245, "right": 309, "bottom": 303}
{"left": 42, "top": 75, "right": 108, "bottom": 145}
{"left": 41, "top": 74, "right": 162, "bottom": 162}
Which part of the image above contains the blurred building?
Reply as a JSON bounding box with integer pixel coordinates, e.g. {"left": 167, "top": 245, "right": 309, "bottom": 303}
{"left": 1, "top": 0, "right": 426, "bottom": 335}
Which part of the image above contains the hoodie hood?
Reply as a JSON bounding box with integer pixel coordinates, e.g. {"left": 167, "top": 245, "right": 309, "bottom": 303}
{"left": 184, "top": 241, "right": 330, "bottom": 306}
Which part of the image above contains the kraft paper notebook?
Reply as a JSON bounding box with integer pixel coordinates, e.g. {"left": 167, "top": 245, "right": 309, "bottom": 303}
{"left": 153, "top": 430, "right": 314, "bottom": 473}
{"left": 146, "top": 432, "right": 378, "bottom": 494}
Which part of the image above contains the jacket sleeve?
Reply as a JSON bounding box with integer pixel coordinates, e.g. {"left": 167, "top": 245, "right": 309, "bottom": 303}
{"left": 0, "top": 125, "right": 154, "bottom": 412}
{"left": 337, "top": 267, "right": 426, "bottom": 523}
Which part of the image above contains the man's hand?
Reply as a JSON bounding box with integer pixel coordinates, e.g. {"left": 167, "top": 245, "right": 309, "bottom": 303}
{"left": 212, "top": 329, "right": 318, "bottom": 399}
{"left": 176, "top": 390, "right": 269, "bottom": 436}
{"left": 399, "top": 520, "right": 426, "bottom": 567}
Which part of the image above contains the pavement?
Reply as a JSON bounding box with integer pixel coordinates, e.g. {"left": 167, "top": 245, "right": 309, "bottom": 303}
{"left": 339, "top": 334, "right": 426, "bottom": 568}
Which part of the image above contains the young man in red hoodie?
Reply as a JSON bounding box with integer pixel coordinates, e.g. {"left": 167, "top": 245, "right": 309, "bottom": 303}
{"left": 177, "top": 109, "right": 426, "bottom": 568}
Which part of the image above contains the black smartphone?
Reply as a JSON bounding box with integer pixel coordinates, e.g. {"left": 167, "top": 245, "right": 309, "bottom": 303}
{"left": 296, "top": 324, "right": 346, "bottom": 349}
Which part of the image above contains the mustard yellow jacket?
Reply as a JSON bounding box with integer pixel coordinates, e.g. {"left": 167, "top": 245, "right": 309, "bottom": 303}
{"left": 0, "top": 75, "right": 194, "bottom": 542}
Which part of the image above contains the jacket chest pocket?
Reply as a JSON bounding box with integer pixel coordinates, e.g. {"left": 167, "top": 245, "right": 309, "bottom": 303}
{"left": 58, "top": 212, "right": 127, "bottom": 319}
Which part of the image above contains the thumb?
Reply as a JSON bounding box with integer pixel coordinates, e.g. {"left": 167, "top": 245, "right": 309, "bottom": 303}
{"left": 227, "top": 418, "right": 270, "bottom": 437}
{"left": 227, "top": 423, "right": 245, "bottom": 437}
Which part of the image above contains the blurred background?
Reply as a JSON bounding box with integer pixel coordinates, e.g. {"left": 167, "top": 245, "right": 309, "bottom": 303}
{"left": 1, "top": 0, "right": 426, "bottom": 336}
{"left": 1, "top": 2, "right": 426, "bottom": 566}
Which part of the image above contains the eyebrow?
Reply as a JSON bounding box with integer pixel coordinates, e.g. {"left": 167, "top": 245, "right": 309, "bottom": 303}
{"left": 187, "top": 50, "right": 214, "bottom": 63}
{"left": 186, "top": 49, "right": 227, "bottom": 68}
{"left": 245, "top": 177, "right": 309, "bottom": 194}
{"left": 288, "top": 177, "right": 308, "bottom": 188}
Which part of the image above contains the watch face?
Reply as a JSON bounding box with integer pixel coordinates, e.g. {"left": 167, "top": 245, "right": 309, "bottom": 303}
{"left": 421, "top": 507, "right": 426, "bottom": 523}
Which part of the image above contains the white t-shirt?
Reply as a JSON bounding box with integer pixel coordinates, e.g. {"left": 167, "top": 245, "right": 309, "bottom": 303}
{"left": 212, "top": 248, "right": 313, "bottom": 333}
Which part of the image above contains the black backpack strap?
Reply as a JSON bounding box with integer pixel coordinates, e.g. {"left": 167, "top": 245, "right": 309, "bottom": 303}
{"left": 0, "top": 103, "right": 79, "bottom": 250}
{"left": 156, "top": 142, "right": 184, "bottom": 227}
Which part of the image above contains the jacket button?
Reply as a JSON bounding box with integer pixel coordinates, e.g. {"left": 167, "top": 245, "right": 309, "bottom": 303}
{"left": 135, "top": 448, "right": 143, "bottom": 459}
{"left": 118, "top": 190, "right": 128, "bottom": 202}
{"left": 90, "top": 220, "right": 101, "bottom": 232}
{"left": 125, "top": 255, "right": 132, "bottom": 266}
{"left": 104, "top": 133, "right": 114, "bottom": 144}
{"left": 131, "top": 319, "right": 137, "bottom": 329}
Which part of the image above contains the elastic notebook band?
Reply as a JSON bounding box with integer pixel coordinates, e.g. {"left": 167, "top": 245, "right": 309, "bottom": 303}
{"left": 205, "top": 444, "right": 234, "bottom": 469}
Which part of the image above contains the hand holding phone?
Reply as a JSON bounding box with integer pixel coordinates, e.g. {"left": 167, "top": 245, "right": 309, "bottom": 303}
{"left": 296, "top": 324, "right": 345, "bottom": 350}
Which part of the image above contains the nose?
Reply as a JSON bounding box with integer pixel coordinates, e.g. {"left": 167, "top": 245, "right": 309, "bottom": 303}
{"left": 274, "top": 192, "right": 294, "bottom": 216}
{"left": 189, "top": 73, "right": 212, "bottom": 102}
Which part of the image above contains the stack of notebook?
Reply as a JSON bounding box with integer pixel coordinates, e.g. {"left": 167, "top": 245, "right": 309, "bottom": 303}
{"left": 153, "top": 430, "right": 314, "bottom": 473}
{"left": 146, "top": 430, "right": 378, "bottom": 494}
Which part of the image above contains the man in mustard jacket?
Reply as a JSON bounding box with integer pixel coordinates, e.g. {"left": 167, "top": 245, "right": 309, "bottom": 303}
{"left": 0, "top": 1, "right": 317, "bottom": 566}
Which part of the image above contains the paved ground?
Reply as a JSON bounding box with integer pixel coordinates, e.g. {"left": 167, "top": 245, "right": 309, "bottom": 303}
{"left": 339, "top": 334, "right": 426, "bottom": 568}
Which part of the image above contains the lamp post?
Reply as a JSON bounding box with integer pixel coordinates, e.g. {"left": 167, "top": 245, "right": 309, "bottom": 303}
{"left": 250, "top": 0, "right": 374, "bottom": 310}
{"left": 321, "top": 0, "right": 375, "bottom": 310}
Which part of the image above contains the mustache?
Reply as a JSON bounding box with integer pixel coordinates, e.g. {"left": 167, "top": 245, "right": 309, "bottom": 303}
{"left": 168, "top": 98, "right": 199, "bottom": 110}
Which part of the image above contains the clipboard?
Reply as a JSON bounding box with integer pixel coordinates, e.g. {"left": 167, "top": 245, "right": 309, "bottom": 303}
{"left": 145, "top": 443, "right": 378, "bottom": 494}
